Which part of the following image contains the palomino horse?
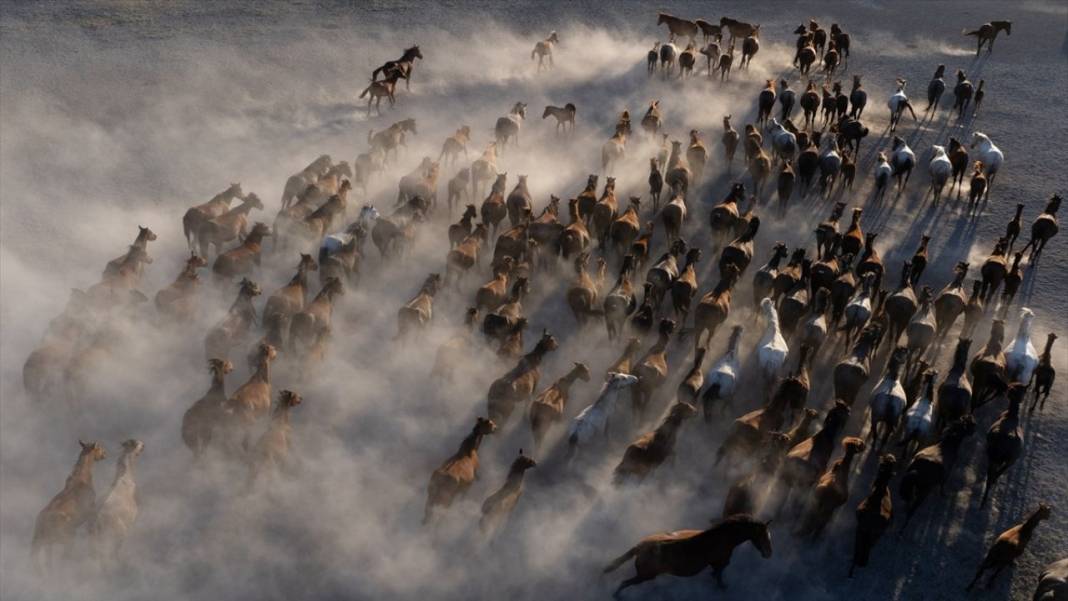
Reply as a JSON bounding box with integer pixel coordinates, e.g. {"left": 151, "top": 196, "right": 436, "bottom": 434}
{"left": 371, "top": 45, "right": 423, "bottom": 90}
{"left": 657, "top": 13, "right": 698, "bottom": 43}
{"left": 604, "top": 514, "right": 773, "bottom": 597}
{"left": 963, "top": 21, "right": 1011, "bottom": 55}
{"left": 531, "top": 31, "right": 559, "bottom": 71}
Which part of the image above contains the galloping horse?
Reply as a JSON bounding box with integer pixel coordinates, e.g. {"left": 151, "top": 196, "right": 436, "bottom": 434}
{"left": 963, "top": 21, "right": 1011, "bottom": 55}
{"left": 371, "top": 45, "right": 423, "bottom": 90}
{"left": 657, "top": 13, "right": 698, "bottom": 43}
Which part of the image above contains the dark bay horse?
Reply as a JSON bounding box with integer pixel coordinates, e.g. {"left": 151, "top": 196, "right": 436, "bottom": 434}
{"left": 604, "top": 514, "right": 773, "bottom": 597}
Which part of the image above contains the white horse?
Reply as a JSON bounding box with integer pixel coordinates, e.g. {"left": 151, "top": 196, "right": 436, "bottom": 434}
{"left": 766, "top": 118, "right": 797, "bottom": 162}
{"left": 873, "top": 152, "right": 893, "bottom": 201}
{"left": 890, "top": 136, "right": 916, "bottom": 192}
{"left": 970, "top": 132, "right": 1003, "bottom": 198}
{"left": 566, "top": 373, "right": 639, "bottom": 460}
{"left": 701, "top": 325, "right": 742, "bottom": 420}
{"left": 756, "top": 298, "right": 789, "bottom": 386}
{"left": 887, "top": 80, "right": 917, "bottom": 133}
{"left": 899, "top": 371, "right": 935, "bottom": 458}
{"left": 818, "top": 136, "right": 842, "bottom": 196}
{"left": 495, "top": 102, "right": 527, "bottom": 150}
{"left": 1006, "top": 307, "right": 1039, "bottom": 383}
{"left": 928, "top": 145, "right": 953, "bottom": 202}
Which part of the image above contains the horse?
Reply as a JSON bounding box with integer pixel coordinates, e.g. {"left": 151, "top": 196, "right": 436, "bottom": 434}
{"left": 887, "top": 80, "right": 917, "bottom": 133}
{"left": 359, "top": 72, "right": 401, "bottom": 116}
{"left": 929, "top": 145, "right": 953, "bottom": 202}
{"left": 542, "top": 103, "right": 576, "bottom": 134}
{"left": 963, "top": 21, "right": 1011, "bottom": 55}
{"left": 970, "top": 132, "right": 1004, "bottom": 199}
{"left": 740, "top": 34, "right": 759, "bottom": 69}
{"left": 659, "top": 42, "right": 678, "bottom": 74}
{"left": 368, "top": 118, "right": 417, "bottom": 163}
{"left": 531, "top": 31, "right": 559, "bottom": 70}
{"left": 952, "top": 69, "right": 973, "bottom": 118}
{"left": 890, "top": 136, "right": 916, "bottom": 193}
{"left": 603, "top": 514, "right": 772, "bottom": 597}
{"left": 721, "top": 17, "right": 759, "bottom": 46}
{"left": 495, "top": 102, "right": 527, "bottom": 150}
{"left": 371, "top": 45, "right": 423, "bottom": 90}
{"left": 658, "top": 13, "right": 698, "bottom": 43}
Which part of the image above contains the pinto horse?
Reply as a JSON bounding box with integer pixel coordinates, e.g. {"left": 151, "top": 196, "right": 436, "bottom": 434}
{"left": 371, "top": 45, "right": 423, "bottom": 90}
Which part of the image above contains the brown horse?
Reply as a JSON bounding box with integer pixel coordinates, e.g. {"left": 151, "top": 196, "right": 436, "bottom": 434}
{"left": 528, "top": 362, "right": 590, "bottom": 453}
{"left": 103, "top": 225, "right": 157, "bottom": 278}
{"left": 850, "top": 454, "right": 897, "bottom": 577}
{"left": 195, "top": 194, "right": 265, "bottom": 258}
{"left": 360, "top": 72, "right": 402, "bottom": 116}
{"left": 423, "top": 417, "right": 497, "bottom": 524}
{"left": 613, "top": 401, "right": 697, "bottom": 484}
{"left": 480, "top": 450, "right": 537, "bottom": 536}
{"left": 223, "top": 342, "right": 277, "bottom": 451}
{"left": 181, "top": 358, "right": 234, "bottom": 460}
{"left": 262, "top": 253, "right": 318, "bottom": 340}
{"left": 368, "top": 118, "right": 417, "bottom": 163}
{"left": 967, "top": 503, "right": 1051, "bottom": 591}
{"left": 487, "top": 330, "right": 559, "bottom": 425}
{"left": 204, "top": 278, "right": 261, "bottom": 360}
{"left": 603, "top": 514, "right": 772, "bottom": 597}
{"left": 963, "top": 21, "right": 1011, "bottom": 55}
{"left": 247, "top": 390, "right": 303, "bottom": 487}
{"left": 658, "top": 13, "right": 698, "bottom": 43}
{"left": 154, "top": 252, "right": 208, "bottom": 321}
{"left": 183, "top": 183, "right": 243, "bottom": 250}
{"left": 439, "top": 126, "right": 471, "bottom": 166}
{"left": 32, "top": 440, "right": 107, "bottom": 572}
{"left": 212, "top": 222, "right": 271, "bottom": 279}
{"left": 286, "top": 278, "right": 343, "bottom": 355}
{"left": 796, "top": 436, "right": 866, "bottom": 538}
{"left": 396, "top": 273, "right": 442, "bottom": 338}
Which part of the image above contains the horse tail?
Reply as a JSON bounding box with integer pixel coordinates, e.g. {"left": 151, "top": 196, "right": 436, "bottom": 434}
{"left": 962, "top": 29, "right": 980, "bottom": 37}
{"left": 603, "top": 546, "right": 638, "bottom": 573}
{"left": 359, "top": 84, "right": 372, "bottom": 99}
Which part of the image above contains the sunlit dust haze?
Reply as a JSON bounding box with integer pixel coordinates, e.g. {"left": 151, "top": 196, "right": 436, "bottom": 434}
{"left": 1, "top": 2, "right": 1066, "bottom": 601}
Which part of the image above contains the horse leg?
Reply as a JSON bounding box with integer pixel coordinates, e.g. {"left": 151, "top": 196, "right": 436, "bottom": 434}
{"left": 614, "top": 573, "right": 653, "bottom": 599}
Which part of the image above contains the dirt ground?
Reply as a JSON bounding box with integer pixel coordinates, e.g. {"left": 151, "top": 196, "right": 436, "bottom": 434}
{"left": 1, "top": 2, "right": 1065, "bottom": 600}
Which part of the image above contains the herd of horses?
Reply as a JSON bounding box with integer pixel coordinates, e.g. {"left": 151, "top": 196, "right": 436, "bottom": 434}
{"left": 20, "top": 10, "right": 1066, "bottom": 600}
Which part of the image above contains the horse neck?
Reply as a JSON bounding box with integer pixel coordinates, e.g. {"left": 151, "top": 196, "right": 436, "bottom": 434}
{"left": 233, "top": 290, "right": 256, "bottom": 314}
{"left": 767, "top": 250, "right": 786, "bottom": 269}
{"left": 208, "top": 368, "right": 227, "bottom": 397}
{"left": 832, "top": 448, "right": 860, "bottom": 479}
{"left": 697, "top": 519, "right": 761, "bottom": 552}
{"left": 762, "top": 306, "right": 781, "bottom": 335}
{"left": 504, "top": 463, "right": 530, "bottom": 487}
{"left": 289, "top": 266, "right": 308, "bottom": 289}
{"left": 1020, "top": 510, "right": 1046, "bottom": 538}
{"left": 458, "top": 429, "right": 485, "bottom": 456}
{"left": 66, "top": 453, "right": 96, "bottom": 488}
{"left": 253, "top": 355, "right": 272, "bottom": 385}
{"left": 244, "top": 231, "right": 267, "bottom": 247}
{"left": 558, "top": 370, "right": 583, "bottom": 392}
{"left": 1041, "top": 335, "right": 1056, "bottom": 358}
{"left": 112, "top": 451, "right": 137, "bottom": 485}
